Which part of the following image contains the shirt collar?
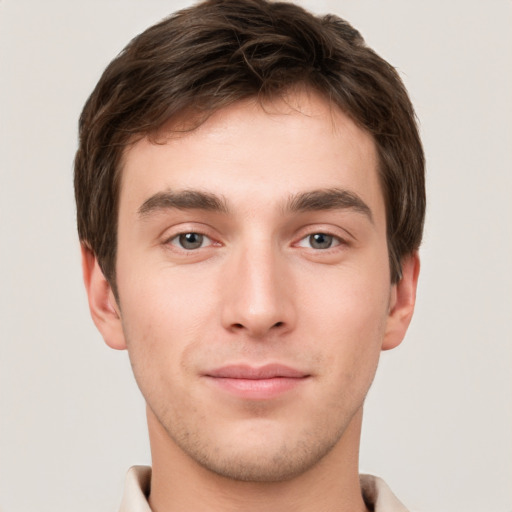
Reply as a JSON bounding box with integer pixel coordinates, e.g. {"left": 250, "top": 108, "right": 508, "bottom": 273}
{"left": 118, "top": 466, "right": 152, "bottom": 512}
{"left": 119, "top": 466, "right": 409, "bottom": 512}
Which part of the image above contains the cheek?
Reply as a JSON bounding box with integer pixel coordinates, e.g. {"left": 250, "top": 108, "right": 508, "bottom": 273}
{"left": 300, "top": 264, "right": 390, "bottom": 381}
{"left": 301, "top": 258, "right": 390, "bottom": 334}
{"left": 119, "top": 259, "right": 218, "bottom": 336}
{"left": 117, "top": 269, "right": 217, "bottom": 393}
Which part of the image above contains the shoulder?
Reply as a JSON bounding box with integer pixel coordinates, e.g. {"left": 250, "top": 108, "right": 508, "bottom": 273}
{"left": 360, "top": 474, "right": 410, "bottom": 512}
{"left": 118, "top": 466, "right": 152, "bottom": 512}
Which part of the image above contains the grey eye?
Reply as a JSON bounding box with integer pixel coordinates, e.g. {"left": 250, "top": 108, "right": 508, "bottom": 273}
{"left": 178, "top": 232, "right": 205, "bottom": 250}
{"left": 308, "top": 233, "right": 334, "bottom": 249}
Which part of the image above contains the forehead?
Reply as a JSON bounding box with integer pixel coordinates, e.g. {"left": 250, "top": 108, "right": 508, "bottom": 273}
{"left": 119, "top": 90, "right": 383, "bottom": 220}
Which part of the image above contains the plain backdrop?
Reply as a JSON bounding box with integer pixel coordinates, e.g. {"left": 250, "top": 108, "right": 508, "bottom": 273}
{"left": 1, "top": 1, "right": 511, "bottom": 511}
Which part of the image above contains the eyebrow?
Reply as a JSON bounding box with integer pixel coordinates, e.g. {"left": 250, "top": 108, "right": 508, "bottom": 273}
{"left": 286, "top": 188, "right": 373, "bottom": 222}
{"left": 138, "top": 187, "right": 372, "bottom": 222}
{"left": 138, "top": 189, "right": 229, "bottom": 217}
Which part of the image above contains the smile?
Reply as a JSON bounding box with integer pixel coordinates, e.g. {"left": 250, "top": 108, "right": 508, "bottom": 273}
{"left": 203, "top": 364, "right": 311, "bottom": 400}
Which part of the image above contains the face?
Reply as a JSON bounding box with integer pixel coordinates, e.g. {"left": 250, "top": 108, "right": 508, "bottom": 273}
{"left": 88, "top": 90, "right": 416, "bottom": 482}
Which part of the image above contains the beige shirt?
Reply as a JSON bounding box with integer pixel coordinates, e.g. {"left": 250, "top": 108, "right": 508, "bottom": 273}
{"left": 118, "top": 466, "right": 410, "bottom": 512}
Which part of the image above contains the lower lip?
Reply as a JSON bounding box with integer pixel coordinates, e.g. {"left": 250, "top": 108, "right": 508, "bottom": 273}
{"left": 206, "top": 376, "right": 308, "bottom": 400}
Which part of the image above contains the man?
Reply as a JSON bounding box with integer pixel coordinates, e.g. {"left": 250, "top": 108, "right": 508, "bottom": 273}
{"left": 75, "top": 0, "right": 425, "bottom": 510}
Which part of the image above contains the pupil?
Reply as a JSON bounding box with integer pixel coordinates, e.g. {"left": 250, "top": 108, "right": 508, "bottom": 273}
{"left": 179, "top": 233, "right": 203, "bottom": 249}
{"left": 310, "top": 233, "right": 332, "bottom": 249}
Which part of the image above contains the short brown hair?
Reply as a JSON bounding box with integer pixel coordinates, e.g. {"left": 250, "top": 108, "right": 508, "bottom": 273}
{"left": 74, "top": 0, "right": 425, "bottom": 288}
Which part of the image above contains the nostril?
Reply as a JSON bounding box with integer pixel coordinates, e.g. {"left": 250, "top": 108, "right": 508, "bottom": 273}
{"left": 228, "top": 321, "right": 286, "bottom": 333}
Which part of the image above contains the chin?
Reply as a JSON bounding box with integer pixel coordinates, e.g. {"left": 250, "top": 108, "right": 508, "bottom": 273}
{"left": 172, "top": 423, "right": 344, "bottom": 483}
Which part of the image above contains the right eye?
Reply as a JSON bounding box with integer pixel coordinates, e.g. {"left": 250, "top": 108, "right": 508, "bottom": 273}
{"left": 295, "top": 232, "right": 342, "bottom": 250}
{"left": 168, "top": 232, "right": 212, "bottom": 250}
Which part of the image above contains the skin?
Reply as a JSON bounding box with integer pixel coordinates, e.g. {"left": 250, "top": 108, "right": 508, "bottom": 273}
{"left": 82, "top": 90, "right": 419, "bottom": 512}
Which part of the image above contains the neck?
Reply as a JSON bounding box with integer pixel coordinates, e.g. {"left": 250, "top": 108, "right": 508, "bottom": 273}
{"left": 147, "top": 406, "right": 368, "bottom": 512}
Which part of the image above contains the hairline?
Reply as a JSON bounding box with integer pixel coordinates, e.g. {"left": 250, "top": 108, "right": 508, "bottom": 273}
{"left": 105, "top": 88, "right": 398, "bottom": 296}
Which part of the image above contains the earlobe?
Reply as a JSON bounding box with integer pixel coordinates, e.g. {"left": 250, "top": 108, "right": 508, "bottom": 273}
{"left": 382, "top": 252, "right": 420, "bottom": 351}
{"left": 81, "top": 245, "right": 127, "bottom": 350}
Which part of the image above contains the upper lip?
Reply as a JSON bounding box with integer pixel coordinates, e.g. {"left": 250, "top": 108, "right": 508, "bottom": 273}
{"left": 205, "top": 364, "right": 309, "bottom": 379}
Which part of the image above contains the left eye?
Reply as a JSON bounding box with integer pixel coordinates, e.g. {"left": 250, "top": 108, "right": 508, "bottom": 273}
{"left": 297, "top": 233, "right": 341, "bottom": 250}
{"left": 169, "top": 232, "right": 211, "bottom": 250}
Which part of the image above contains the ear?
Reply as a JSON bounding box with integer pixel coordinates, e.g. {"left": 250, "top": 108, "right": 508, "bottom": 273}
{"left": 382, "top": 252, "right": 420, "bottom": 351}
{"left": 81, "top": 245, "right": 127, "bottom": 350}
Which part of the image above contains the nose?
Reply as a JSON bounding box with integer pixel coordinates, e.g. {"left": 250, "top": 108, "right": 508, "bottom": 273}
{"left": 220, "top": 242, "right": 296, "bottom": 339}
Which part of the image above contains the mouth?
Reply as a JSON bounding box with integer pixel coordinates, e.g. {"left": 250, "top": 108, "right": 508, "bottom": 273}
{"left": 203, "top": 364, "right": 311, "bottom": 400}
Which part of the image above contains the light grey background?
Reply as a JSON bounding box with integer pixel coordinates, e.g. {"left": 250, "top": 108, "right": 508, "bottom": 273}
{"left": 1, "top": 1, "right": 511, "bottom": 511}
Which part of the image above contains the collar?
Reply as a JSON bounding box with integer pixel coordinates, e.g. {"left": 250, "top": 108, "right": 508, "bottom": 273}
{"left": 119, "top": 466, "right": 409, "bottom": 512}
{"left": 118, "top": 466, "right": 152, "bottom": 512}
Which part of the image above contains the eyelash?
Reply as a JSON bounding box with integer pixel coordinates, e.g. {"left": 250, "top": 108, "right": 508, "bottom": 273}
{"left": 166, "top": 232, "right": 216, "bottom": 251}
{"left": 165, "top": 230, "right": 347, "bottom": 252}
{"left": 295, "top": 232, "right": 345, "bottom": 250}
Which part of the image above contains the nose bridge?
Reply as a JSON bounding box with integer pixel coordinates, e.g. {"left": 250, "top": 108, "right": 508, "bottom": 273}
{"left": 221, "top": 233, "right": 294, "bottom": 337}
